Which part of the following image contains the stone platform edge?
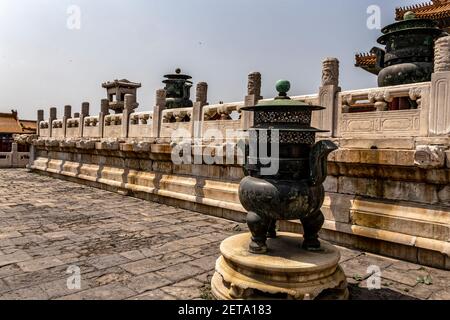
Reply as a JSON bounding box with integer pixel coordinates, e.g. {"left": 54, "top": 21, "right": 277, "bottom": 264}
{"left": 30, "top": 158, "right": 450, "bottom": 271}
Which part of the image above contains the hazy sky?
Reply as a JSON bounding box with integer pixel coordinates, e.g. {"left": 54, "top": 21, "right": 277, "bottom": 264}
{"left": 0, "top": 0, "right": 419, "bottom": 120}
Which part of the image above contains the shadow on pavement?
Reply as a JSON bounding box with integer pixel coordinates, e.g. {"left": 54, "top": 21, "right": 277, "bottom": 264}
{"left": 349, "top": 284, "right": 419, "bottom": 300}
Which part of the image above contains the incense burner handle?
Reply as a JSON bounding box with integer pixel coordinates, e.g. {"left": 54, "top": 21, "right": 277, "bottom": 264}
{"left": 309, "top": 140, "right": 338, "bottom": 186}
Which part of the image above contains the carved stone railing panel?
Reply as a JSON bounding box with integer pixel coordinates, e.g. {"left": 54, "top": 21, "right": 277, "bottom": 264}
{"left": 162, "top": 107, "right": 193, "bottom": 123}
{"left": 340, "top": 109, "right": 422, "bottom": 138}
{"left": 67, "top": 118, "right": 80, "bottom": 128}
{"left": 39, "top": 121, "right": 50, "bottom": 137}
{"left": 160, "top": 108, "right": 193, "bottom": 139}
{"left": 104, "top": 114, "right": 123, "bottom": 138}
{"left": 52, "top": 119, "right": 64, "bottom": 129}
{"left": 202, "top": 120, "right": 243, "bottom": 142}
{"left": 340, "top": 82, "right": 430, "bottom": 114}
{"left": 51, "top": 119, "right": 65, "bottom": 138}
{"left": 0, "top": 143, "right": 30, "bottom": 168}
{"left": 66, "top": 118, "right": 81, "bottom": 138}
{"left": 202, "top": 102, "right": 244, "bottom": 142}
{"left": 130, "top": 112, "right": 153, "bottom": 125}
{"left": 16, "top": 152, "right": 30, "bottom": 167}
{"left": 83, "top": 116, "right": 101, "bottom": 138}
{"left": 0, "top": 152, "right": 11, "bottom": 167}
{"left": 368, "top": 90, "right": 394, "bottom": 112}
{"left": 129, "top": 111, "right": 154, "bottom": 139}
{"left": 160, "top": 122, "right": 192, "bottom": 139}
{"left": 338, "top": 83, "right": 430, "bottom": 138}
{"left": 203, "top": 103, "right": 243, "bottom": 121}
{"left": 291, "top": 95, "right": 319, "bottom": 106}
{"left": 104, "top": 114, "right": 123, "bottom": 126}
{"left": 84, "top": 116, "right": 100, "bottom": 127}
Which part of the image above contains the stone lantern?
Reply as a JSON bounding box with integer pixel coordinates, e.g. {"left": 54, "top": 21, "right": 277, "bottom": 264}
{"left": 211, "top": 80, "right": 348, "bottom": 300}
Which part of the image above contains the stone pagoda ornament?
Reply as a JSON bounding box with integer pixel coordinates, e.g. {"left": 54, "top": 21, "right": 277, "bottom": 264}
{"left": 211, "top": 80, "right": 348, "bottom": 300}
{"left": 163, "top": 68, "right": 193, "bottom": 109}
{"left": 102, "top": 79, "right": 141, "bottom": 114}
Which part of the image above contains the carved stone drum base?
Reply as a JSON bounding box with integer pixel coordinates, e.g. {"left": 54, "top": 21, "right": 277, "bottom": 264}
{"left": 211, "top": 232, "right": 349, "bottom": 300}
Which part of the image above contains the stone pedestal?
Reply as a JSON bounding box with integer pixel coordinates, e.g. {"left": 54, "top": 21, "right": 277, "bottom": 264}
{"left": 211, "top": 232, "right": 348, "bottom": 300}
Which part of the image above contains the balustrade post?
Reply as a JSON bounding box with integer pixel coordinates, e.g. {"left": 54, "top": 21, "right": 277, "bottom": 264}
{"left": 315, "top": 58, "right": 341, "bottom": 138}
{"left": 430, "top": 35, "right": 450, "bottom": 135}
{"left": 122, "top": 94, "right": 137, "bottom": 138}
{"left": 100, "top": 99, "right": 109, "bottom": 139}
{"left": 241, "top": 72, "right": 262, "bottom": 130}
{"left": 63, "top": 105, "right": 72, "bottom": 138}
{"left": 11, "top": 142, "right": 18, "bottom": 167}
{"left": 37, "top": 109, "right": 44, "bottom": 137}
{"left": 49, "top": 107, "right": 57, "bottom": 138}
{"left": 192, "top": 82, "right": 208, "bottom": 140}
{"left": 152, "top": 89, "right": 166, "bottom": 138}
{"left": 80, "top": 102, "right": 90, "bottom": 138}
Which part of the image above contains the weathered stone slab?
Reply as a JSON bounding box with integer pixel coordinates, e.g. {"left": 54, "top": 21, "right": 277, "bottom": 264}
{"left": 127, "top": 289, "right": 175, "bottom": 300}
{"left": 126, "top": 273, "right": 173, "bottom": 294}
{"left": 0, "top": 286, "right": 49, "bottom": 300}
{"left": 338, "top": 138, "right": 415, "bottom": 150}
{"left": 58, "top": 283, "right": 136, "bottom": 300}
{"left": 156, "top": 263, "right": 204, "bottom": 282}
{"left": 323, "top": 176, "right": 338, "bottom": 193}
{"left": 43, "top": 231, "right": 77, "bottom": 240}
{"left": 87, "top": 254, "right": 130, "bottom": 270}
{"left": 0, "top": 232, "right": 22, "bottom": 240}
{"left": 445, "top": 150, "right": 450, "bottom": 169}
{"left": 188, "top": 255, "right": 218, "bottom": 272}
{"left": 381, "top": 266, "right": 430, "bottom": 287}
{"left": 0, "top": 169, "right": 448, "bottom": 300}
{"left": 120, "top": 253, "right": 192, "bottom": 275}
{"left": 119, "top": 250, "right": 146, "bottom": 261}
{"left": 350, "top": 200, "right": 450, "bottom": 241}
{"left": 17, "top": 257, "right": 64, "bottom": 272}
{"left": 437, "top": 186, "right": 450, "bottom": 206}
{"left": 340, "top": 253, "right": 396, "bottom": 281}
{"left": 160, "top": 279, "right": 204, "bottom": 300}
{"left": 0, "top": 251, "right": 32, "bottom": 268}
{"left": 338, "top": 177, "right": 439, "bottom": 204}
{"left": 38, "top": 278, "right": 89, "bottom": 299}
{"left": 322, "top": 193, "right": 354, "bottom": 223}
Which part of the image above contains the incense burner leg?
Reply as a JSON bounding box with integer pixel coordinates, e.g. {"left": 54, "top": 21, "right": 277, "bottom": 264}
{"left": 247, "top": 211, "right": 270, "bottom": 254}
{"left": 301, "top": 210, "right": 325, "bottom": 251}
{"left": 267, "top": 219, "right": 277, "bottom": 239}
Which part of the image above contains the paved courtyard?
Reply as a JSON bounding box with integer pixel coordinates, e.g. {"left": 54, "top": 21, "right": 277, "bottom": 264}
{"left": 0, "top": 169, "right": 449, "bottom": 300}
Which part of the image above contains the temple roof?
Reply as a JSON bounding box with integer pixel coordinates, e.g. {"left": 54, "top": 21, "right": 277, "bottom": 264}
{"left": 396, "top": 0, "right": 450, "bottom": 21}
{"left": 355, "top": 52, "right": 380, "bottom": 75}
{"left": 355, "top": 53, "right": 377, "bottom": 67}
{"left": 0, "top": 112, "right": 36, "bottom": 134}
{"left": 19, "top": 120, "right": 37, "bottom": 134}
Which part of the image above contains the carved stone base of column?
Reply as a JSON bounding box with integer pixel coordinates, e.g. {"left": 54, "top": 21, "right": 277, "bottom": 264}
{"left": 211, "top": 232, "right": 348, "bottom": 300}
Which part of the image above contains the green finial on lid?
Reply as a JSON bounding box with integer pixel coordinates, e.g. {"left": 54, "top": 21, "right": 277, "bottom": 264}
{"left": 276, "top": 80, "right": 291, "bottom": 98}
{"left": 403, "top": 11, "right": 416, "bottom": 20}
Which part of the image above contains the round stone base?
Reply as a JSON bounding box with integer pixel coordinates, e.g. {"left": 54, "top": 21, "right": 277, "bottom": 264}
{"left": 211, "top": 232, "right": 349, "bottom": 300}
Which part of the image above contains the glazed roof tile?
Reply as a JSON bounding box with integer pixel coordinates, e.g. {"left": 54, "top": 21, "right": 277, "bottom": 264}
{"left": 396, "top": 1, "right": 450, "bottom": 21}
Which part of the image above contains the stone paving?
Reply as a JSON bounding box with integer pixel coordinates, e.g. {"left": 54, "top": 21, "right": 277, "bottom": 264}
{"left": 0, "top": 169, "right": 449, "bottom": 300}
